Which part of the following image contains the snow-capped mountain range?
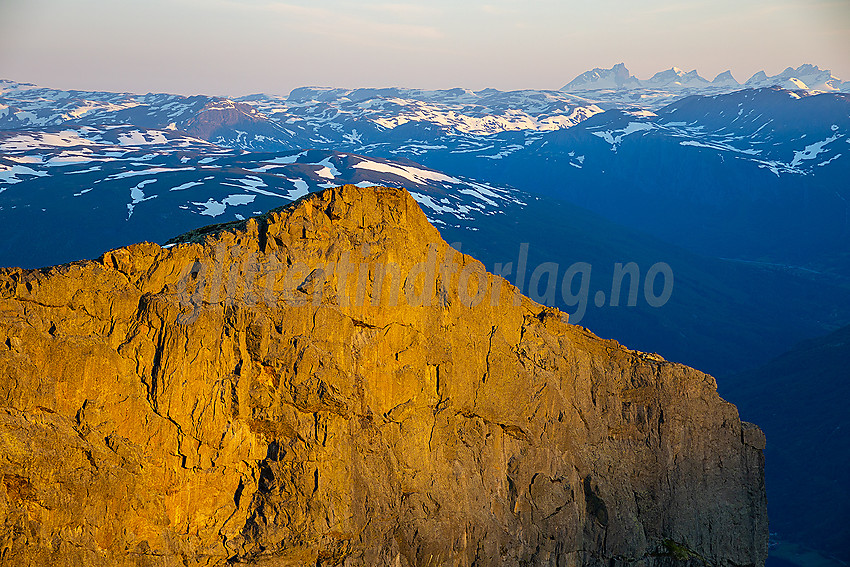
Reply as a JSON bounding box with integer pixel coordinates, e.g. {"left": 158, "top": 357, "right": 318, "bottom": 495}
{"left": 1, "top": 65, "right": 848, "bottom": 273}
{"left": 561, "top": 63, "right": 849, "bottom": 107}
{"left": 3, "top": 67, "right": 848, "bottom": 269}
{"left": 0, "top": 79, "right": 603, "bottom": 138}
{"left": 4, "top": 70, "right": 846, "bottom": 179}
{"left": 564, "top": 63, "right": 849, "bottom": 92}
{"left": 2, "top": 63, "right": 845, "bottom": 149}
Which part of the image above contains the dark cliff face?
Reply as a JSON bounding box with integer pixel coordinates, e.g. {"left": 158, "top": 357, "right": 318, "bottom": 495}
{"left": 0, "top": 185, "right": 766, "bottom": 566}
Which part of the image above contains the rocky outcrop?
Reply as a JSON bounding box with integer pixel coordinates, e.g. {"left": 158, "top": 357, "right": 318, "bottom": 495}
{"left": 0, "top": 185, "right": 767, "bottom": 566}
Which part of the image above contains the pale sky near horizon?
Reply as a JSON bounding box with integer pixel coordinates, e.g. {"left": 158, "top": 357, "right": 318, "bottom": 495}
{"left": 1, "top": 0, "right": 848, "bottom": 97}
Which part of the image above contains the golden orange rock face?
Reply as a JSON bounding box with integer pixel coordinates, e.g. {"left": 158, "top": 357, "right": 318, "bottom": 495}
{"left": 0, "top": 185, "right": 766, "bottom": 566}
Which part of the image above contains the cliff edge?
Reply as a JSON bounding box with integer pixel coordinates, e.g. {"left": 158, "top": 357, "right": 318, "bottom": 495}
{"left": 0, "top": 185, "right": 767, "bottom": 566}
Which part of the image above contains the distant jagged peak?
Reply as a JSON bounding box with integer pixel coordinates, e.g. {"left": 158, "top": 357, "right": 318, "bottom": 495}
{"left": 561, "top": 62, "right": 641, "bottom": 91}
{"left": 562, "top": 63, "right": 846, "bottom": 94}
{"left": 780, "top": 63, "right": 827, "bottom": 79}
{"left": 745, "top": 64, "right": 843, "bottom": 91}
{"left": 562, "top": 64, "right": 712, "bottom": 92}
{"left": 645, "top": 67, "right": 710, "bottom": 87}
{"left": 711, "top": 70, "right": 740, "bottom": 86}
{"left": 644, "top": 66, "right": 686, "bottom": 83}
{"left": 744, "top": 70, "right": 769, "bottom": 85}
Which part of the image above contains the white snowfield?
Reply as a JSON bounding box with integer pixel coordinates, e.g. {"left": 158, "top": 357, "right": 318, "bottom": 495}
{"left": 192, "top": 194, "right": 257, "bottom": 217}
{"left": 790, "top": 133, "right": 843, "bottom": 168}
{"left": 350, "top": 158, "right": 525, "bottom": 220}
{"left": 234, "top": 86, "right": 609, "bottom": 139}
{"left": 117, "top": 130, "right": 172, "bottom": 146}
{"left": 127, "top": 179, "right": 157, "bottom": 219}
{"left": 1, "top": 130, "right": 98, "bottom": 151}
{"left": 366, "top": 97, "right": 604, "bottom": 135}
{"left": 0, "top": 163, "right": 49, "bottom": 184}
{"left": 591, "top": 122, "right": 656, "bottom": 151}
{"left": 353, "top": 159, "right": 459, "bottom": 185}
{"left": 662, "top": 118, "right": 847, "bottom": 176}
{"left": 0, "top": 118, "right": 529, "bottom": 226}
{"left": 0, "top": 126, "right": 217, "bottom": 153}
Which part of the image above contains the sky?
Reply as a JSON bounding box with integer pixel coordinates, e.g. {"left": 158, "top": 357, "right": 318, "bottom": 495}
{"left": 0, "top": 0, "right": 848, "bottom": 97}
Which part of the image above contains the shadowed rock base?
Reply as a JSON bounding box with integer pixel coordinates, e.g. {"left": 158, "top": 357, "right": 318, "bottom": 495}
{"left": 0, "top": 185, "right": 766, "bottom": 566}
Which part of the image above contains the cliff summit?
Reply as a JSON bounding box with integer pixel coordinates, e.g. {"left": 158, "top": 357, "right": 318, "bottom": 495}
{"left": 0, "top": 185, "right": 767, "bottom": 566}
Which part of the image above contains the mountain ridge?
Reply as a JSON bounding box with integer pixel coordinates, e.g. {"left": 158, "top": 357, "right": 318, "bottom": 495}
{"left": 0, "top": 183, "right": 768, "bottom": 565}
{"left": 561, "top": 63, "right": 849, "bottom": 93}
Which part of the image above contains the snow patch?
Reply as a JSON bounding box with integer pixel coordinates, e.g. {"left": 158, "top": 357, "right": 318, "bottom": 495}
{"left": 169, "top": 181, "right": 204, "bottom": 192}
{"left": 109, "top": 167, "right": 193, "bottom": 180}
{"left": 591, "top": 122, "right": 655, "bottom": 150}
{"left": 791, "top": 134, "right": 842, "bottom": 167}
{"left": 312, "top": 156, "right": 341, "bottom": 179}
{"left": 117, "top": 130, "right": 170, "bottom": 146}
{"left": 192, "top": 194, "right": 257, "bottom": 217}
{"left": 816, "top": 153, "right": 842, "bottom": 167}
{"left": 0, "top": 164, "right": 49, "bottom": 184}
{"left": 127, "top": 179, "right": 158, "bottom": 219}
{"left": 288, "top": 178, "right": 310, "bottom": 200}
{"left": 353, "top": 159, "right": 459, "bottom": 185}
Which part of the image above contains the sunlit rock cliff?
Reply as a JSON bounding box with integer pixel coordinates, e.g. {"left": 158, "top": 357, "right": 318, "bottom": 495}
{"left": 0, "top": 185, "right": 766, "bottom": 566}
